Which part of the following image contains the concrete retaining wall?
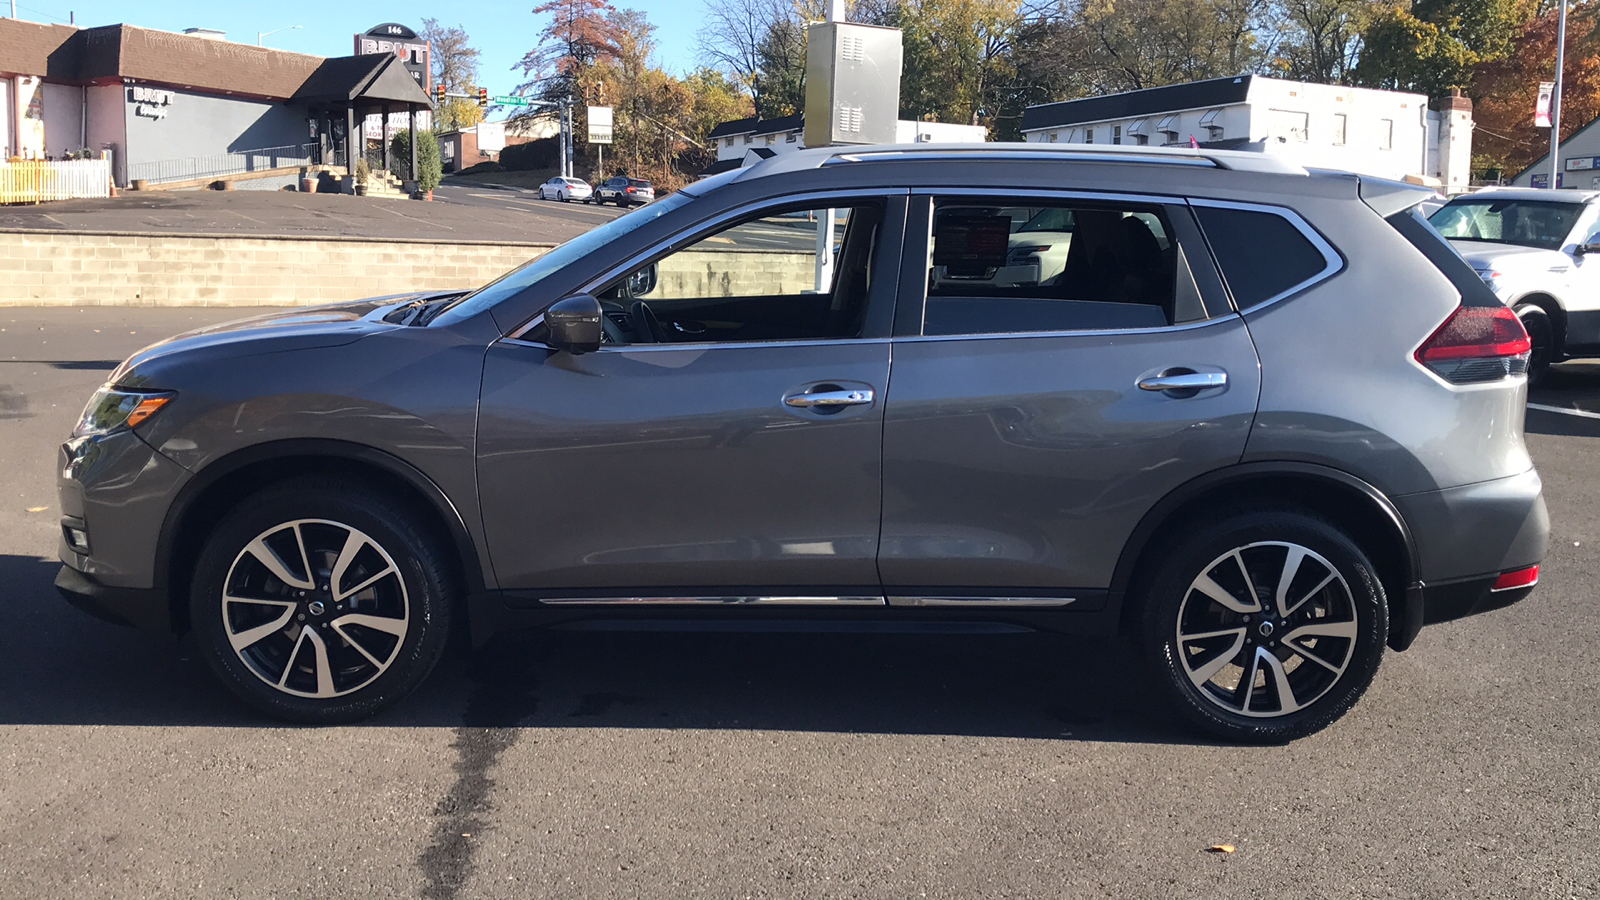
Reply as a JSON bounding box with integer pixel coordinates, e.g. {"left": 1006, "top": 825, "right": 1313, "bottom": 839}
{"left": 654, "top": 249, "right": 818, "bottom": 299}
{"left": 0, "top": 231, "right": 549, "bottom": 307}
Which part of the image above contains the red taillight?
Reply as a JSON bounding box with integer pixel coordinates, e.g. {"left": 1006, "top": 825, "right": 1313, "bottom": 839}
{"left": 1414, "top": 306, "right": 1531, "bottom": 383}
{"left": 1492, "top": 565, "right": 1539, "bottom": 592}
{"left": 626, "top": 186, "right": 636, "bottom": 193}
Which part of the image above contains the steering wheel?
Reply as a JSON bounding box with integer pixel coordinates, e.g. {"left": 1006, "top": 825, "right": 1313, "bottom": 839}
{"left": 629, "top": 300, "right": 668, "bottom": 344}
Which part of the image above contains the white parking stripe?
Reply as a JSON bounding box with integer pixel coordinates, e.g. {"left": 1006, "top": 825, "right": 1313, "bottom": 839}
{"left": 1528, "top": 402, "right": 1600, "bottom": 420}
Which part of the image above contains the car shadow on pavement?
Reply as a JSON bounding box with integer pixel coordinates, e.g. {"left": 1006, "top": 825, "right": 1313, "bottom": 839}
{"left": 0, "top": 553, "right": 1208, "bottom": 745}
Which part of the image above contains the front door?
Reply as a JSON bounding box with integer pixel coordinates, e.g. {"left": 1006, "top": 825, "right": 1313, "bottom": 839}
{"left": 477, "top": 195, "right": 906, "bottom": 597}
{"left": 877, "top": 193, "right": 1262, "bottom": 603}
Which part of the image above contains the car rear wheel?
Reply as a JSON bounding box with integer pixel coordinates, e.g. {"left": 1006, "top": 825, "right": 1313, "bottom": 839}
{"left": 1139, "top": 509, "right": 1387, "bottom": 743}
{"left": 1516, "top": 303, "right": 1554, "bottom": 384}
{"left": 189, "top": 477, "right": 455, "bottom": 723}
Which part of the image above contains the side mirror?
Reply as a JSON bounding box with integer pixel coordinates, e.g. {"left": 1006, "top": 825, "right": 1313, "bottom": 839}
{"left": 545, "top": 295, "right": 603, "bottom": 355}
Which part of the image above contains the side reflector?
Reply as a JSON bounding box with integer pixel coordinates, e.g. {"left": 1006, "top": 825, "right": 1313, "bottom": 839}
{"left": 1491, "top": 565, "right": 1539, "bottom": 592}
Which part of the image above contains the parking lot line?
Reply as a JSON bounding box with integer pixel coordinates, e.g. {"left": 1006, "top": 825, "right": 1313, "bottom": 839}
{"left": 1528, "top": 402, "right": 1600, "bottom": 420}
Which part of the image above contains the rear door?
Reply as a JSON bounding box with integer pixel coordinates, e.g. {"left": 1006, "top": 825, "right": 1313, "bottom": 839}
{"left": 876, "top": 191, "right": 1262, "bottom": 607}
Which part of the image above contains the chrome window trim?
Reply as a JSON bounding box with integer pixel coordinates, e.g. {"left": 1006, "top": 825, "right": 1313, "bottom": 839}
{"left": 893, "top": 314, "right": 1237, "bottom": 344}
{"left": 509, "top": 187, "right": 910, "bottom": 341}
{"left": 500, "top": 328, "right": 892, "bottom": 353}
{"left": 539, "top": 595, "right": 886, "bottom": 607}
{"left": 886, "top": 596, "right": 1078, "bottom": 608}
{"left": 1185, "top": 198, "right": 1345, "bottom": 314}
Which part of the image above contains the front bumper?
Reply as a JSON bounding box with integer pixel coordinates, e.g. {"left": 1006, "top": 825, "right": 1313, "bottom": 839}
{"left": 57, "top": 428, "right": 191, "bottom": 594}
{"left": 55, "top": 564, "right": 172, "bottom": 632}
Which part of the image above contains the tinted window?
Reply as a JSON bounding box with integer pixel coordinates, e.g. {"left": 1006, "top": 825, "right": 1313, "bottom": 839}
{"left": 1193, "top": 206, "right": 1331, "bottom": 309}
{"left": 924, "top": 200, "right": 1187, "bottom": 335}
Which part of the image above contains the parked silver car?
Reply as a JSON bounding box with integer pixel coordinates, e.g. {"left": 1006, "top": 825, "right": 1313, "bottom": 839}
{"left": 56, "top": 144, "right": 1546, "bottom": 741}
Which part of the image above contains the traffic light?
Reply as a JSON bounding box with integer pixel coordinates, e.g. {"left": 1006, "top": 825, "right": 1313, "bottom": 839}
{"left": 477, "top": 88, "right": 488, "bottom": 110}
{"left": 435, "top": 83, "right": 445, "bottom": 105}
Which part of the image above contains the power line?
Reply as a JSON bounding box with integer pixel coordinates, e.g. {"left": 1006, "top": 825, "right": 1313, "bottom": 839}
{"left": 13, "top": 2, "right": 72, "bottom": 23}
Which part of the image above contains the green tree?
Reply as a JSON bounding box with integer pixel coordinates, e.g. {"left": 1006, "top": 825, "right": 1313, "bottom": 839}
{"left": 419, "top": 19, "right": 485, "bottom": 132}
{"left": 1353, "top": 0, "right": 1532, "bottom": 95}
{"left": 1271, "top": 0, "right": 1379, "bottom": 84}
{"left": 390, "top": 129, "right": 444, "bottom": 191}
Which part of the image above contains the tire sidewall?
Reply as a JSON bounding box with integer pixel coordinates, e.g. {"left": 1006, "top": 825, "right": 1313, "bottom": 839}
{"left": 1515, "top": 303, "right": 1554, "bottom": 384}
{"left": 1140, "top": 511, "right": 1388, "bottom": 743}
{"left": 189, "top": 486, "right": 452, "bottom": 724}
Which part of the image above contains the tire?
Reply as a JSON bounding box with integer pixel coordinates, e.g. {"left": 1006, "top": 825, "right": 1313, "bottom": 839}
{"left": 188, "top": 476, "right": 456, "bottom": 724}
{"left": 1137, "top": 508, "right": 1387, "bottom": 743}
{"left": 1516, "top": 303, "right": 1555, "bottom": 385}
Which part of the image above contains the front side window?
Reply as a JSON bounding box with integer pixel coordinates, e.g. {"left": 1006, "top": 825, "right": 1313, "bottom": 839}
{"left": 595, "top": 203, "right": 882, "bottom": 345}
{"left": 1428, "top": 198, "right": 1584, "bottom": 251}
{"left": 924, "top": 199, "right": 1205, "bottom": 335}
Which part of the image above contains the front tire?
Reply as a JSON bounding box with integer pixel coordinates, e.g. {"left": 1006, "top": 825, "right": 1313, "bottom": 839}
{"left": 189, "top": 477, "right": 456, "bottom": 724}
{"left": 1138, "top": 509, "right": 1387, "bottom": 743}
{"left": 1516, "top": 303, "right": 1555, "bottom": 385}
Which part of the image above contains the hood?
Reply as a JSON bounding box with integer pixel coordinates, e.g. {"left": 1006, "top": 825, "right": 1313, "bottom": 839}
{"left": 108, "top": 292, "right": 456, "bottom": 387}
{"left": 1447, "top": 240, "right": 1567, "bottom": 269}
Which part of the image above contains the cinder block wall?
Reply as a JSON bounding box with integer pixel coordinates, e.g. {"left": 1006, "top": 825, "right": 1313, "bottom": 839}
{"left": 654, "top": 250, "right": 817, "bottom": 298}
{"left": 0, "top": 231, "right": 549, "bottom": 306}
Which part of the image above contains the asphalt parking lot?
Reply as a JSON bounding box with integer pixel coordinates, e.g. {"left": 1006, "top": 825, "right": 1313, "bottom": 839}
{"left": 2, "top": 308, "right": 1598, "bottom": 898}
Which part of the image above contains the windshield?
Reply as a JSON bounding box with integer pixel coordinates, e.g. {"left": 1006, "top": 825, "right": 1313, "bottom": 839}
{"left": 1428, "top": 198, "right": 1583, "bottom": 250}
{"left": 434, "top": 192, "right": 693, "bottom": 320}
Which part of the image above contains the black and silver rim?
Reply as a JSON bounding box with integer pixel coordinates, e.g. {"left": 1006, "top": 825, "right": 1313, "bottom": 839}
{"left": 1175, "top": 541, "right": 1358, "bottom": 719}
{"left": 221, "top": 519, "right": 410, "bottom": 699}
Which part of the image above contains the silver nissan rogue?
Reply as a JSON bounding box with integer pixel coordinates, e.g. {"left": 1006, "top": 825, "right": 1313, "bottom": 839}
{"left": 55, "top": 144, "right": 1549, "bottom": 741}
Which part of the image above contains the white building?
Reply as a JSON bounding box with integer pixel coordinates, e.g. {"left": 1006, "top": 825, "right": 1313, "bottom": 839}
{"left": 1020, "top": 75, "right": 1473, "bottom": 193}
{"left": 701, "top": 113, "right": 985, "bottom": 175}
{"left": 1511, "top": 114, "right": 1600, "bottom": 189}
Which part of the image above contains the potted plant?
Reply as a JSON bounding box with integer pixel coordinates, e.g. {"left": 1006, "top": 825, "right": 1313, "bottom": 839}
{"left": 353, "top": 158, "right": 370, "bottom": 196}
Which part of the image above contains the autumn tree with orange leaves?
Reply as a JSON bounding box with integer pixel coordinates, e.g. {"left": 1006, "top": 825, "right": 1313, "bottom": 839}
{"left": 1472, "top": 3, "right": 1600, "bottom": 178}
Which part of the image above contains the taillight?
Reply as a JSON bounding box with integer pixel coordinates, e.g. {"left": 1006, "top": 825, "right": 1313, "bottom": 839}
{"left": 1414, "top": 306, "right": 1531, "bottom": 384}
{"left": 626, "top": 186, "right": 636, "bottom": 193}
{"left": 1492, "top": 565, "right": 1539, "bottom": 592}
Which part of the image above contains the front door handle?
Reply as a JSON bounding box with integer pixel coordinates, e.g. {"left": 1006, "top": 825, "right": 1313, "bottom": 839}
{"left": 784, "top": 388, "right": 874, "bottom": 408}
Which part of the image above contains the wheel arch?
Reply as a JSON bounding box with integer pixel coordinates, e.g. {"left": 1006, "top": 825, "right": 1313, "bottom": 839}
{"left": 1110, "top": 462, "right": 1423, "bottom": 651}
{"left": 1511, "top": 292, "right": 1566, "bottom": 356}
{"left": 155, "top": 439, "right": 486, "bottom": 635}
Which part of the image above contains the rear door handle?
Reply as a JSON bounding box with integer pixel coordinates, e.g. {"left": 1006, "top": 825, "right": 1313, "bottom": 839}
{"left": 784, "top": 388, "right": 875, "bottom": 408}
{"left": 1137, "top": 372, "right": 1226, "bottom": 391}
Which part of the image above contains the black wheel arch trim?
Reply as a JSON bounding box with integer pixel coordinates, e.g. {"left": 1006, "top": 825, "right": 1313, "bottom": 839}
{"left": 1109, "top": 461, "right": 1423, "bottom": 651}
{"left": 154, "top": 438, "right": 488, "bottom": 603}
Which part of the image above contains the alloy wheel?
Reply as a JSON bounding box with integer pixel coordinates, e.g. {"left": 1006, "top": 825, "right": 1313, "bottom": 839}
{"left": 220, "top": 519, "right": 410, "bottom": 699}
{"left": 1175, "top": 541, "right": 1358, "bottom": 719}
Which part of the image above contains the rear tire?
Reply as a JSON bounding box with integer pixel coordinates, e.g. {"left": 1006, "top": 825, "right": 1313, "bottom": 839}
{"left": 1137, "top": 509, "right": 1387, "bottom": 743}
{"left": 1516, "top": 303, "right": 1555, "bottom": 385}
{"left": 188, "top": 477, "right": 456, "bottom": 724}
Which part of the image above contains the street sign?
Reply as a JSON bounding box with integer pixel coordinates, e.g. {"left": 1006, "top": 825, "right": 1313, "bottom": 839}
{"left": 493, "top": 96, "right": 534, "bottom": 107}
{"left": 588, "top": 106, "right": 614, "bottom": 144}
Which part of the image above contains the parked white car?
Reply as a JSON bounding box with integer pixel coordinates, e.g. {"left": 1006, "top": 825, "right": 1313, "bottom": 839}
{"left": 539, "top": 177, "right": 592, "bottom": 202}
{"left": 1429, "top": 188, "right": 1600, "bottom": 381}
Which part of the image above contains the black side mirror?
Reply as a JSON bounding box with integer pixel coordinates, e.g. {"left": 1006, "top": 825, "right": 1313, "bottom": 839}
{"left": 546, "top": 295, "right": 603, "bottom": 355}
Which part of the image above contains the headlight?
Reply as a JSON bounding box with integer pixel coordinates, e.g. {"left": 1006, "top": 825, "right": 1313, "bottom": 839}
{"left": 72, "top": 385, "right": 174, "bottom": 438}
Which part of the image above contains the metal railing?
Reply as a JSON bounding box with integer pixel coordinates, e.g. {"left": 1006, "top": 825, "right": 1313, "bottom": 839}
{"left": 0, "top": 159, "right": 113, "bottom": 204}
{"left": 128, "top": 143, "right": 318, "bottom": 185}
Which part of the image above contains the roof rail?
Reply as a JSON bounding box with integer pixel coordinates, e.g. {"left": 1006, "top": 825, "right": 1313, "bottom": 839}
{"left": 732, "top": 141, "right": 1310, "bottom": 181}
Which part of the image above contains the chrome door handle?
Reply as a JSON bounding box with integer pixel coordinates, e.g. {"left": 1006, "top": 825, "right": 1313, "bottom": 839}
{"left": 784, "top": 389, "right": 874, "bottom": 408}
{"left": 1137, "top": 372, "right": 1227, "bottom": 392}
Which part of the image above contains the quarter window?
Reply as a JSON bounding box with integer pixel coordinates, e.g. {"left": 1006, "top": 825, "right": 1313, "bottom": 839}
{"left": 923, "top": 199, "right": 1208, "bottom": 335}
{"left": 1193, "top": 205, "right": 1332, "bottom": 309}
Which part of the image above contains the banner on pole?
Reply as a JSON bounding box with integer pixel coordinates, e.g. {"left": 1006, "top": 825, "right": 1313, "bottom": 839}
{"left": 1537, "top": 81, "right": 1555, "bottom": 128}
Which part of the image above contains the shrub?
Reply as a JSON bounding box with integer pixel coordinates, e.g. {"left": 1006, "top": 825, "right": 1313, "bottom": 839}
{"left": 498, "top": 137, "right": 559, "bottom": 171}
{"left": 389, "top": 128, "right": 444, "bottom": 192}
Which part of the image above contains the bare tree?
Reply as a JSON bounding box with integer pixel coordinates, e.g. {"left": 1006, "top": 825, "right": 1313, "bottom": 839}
{"left": 697, "top": 0, "right": 792, "bottom": 117}
{"left": 419, "top": 19, "right": 484, "bottom": 131}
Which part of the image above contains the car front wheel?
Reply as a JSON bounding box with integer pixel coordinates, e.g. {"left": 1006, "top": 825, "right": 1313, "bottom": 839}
{"left": 189, "top": 477, "right": 455, "bottom": 723}
{"left": 1139, "top": 509, "right": 1387, "bottom": 743}
{"left": 1516, "top": 303, "right": 1555, "bottom": 384}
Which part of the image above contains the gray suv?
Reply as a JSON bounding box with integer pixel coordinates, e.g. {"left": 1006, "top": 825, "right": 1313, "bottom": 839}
{"left": 55, "top": 144, "right": 1548, "bottom": 741}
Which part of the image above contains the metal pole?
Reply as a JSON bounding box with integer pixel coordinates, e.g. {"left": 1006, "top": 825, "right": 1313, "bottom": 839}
{"left": 1551, "top": 0, "right": 1569, "bottom": 189}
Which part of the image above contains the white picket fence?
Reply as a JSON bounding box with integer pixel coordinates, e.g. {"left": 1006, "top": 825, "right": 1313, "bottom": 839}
{"left": 0, "top": 158, "right": 113, "bottom": 204}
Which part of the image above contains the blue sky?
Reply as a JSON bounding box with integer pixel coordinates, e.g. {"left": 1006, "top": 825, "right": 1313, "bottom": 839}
{"left": 9, "top": 0, "right": 704, "bottom": 87}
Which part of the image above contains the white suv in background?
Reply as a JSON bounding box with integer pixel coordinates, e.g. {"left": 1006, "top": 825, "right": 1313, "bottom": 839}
{"left": 1429, "top": 188, "right": 1600, "bottom": 380}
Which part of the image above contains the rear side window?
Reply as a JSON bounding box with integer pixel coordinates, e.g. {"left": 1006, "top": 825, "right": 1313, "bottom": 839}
{"left": 1193, "top": 205, "right": 1333, "bottom": 309}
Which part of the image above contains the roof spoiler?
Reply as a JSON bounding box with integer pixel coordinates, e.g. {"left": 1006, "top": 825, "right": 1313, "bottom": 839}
{"left": 1353, "top": 174, "right": 1439, "bottom": 218}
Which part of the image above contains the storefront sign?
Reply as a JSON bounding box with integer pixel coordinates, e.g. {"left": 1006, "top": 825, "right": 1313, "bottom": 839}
{"left": 130, "top": 86, "right": 175, "bottom": 120}
{"left": 588, "top": 106, "right": 614, "bottom": 145}
{"left": 355, "top": 23, "right": 430, "bottom": 87}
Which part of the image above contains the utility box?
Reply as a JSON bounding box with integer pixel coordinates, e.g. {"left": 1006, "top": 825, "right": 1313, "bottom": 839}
{"left": 803, "top": 22, "right": 903, "bottom": 148}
